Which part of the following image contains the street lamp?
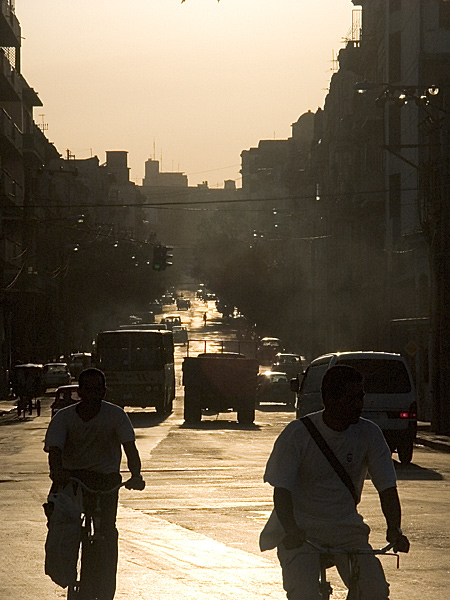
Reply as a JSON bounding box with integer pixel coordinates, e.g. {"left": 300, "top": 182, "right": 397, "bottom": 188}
{"left": 355, "top": 79, "right": 450, "bottom": 433}
{"left": 354, "top": 80, "right": 440, "bottom": 97}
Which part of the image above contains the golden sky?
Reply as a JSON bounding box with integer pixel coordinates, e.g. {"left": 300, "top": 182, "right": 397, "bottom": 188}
{"left": 18, "top": 0, "right": 354, "bottom": 187}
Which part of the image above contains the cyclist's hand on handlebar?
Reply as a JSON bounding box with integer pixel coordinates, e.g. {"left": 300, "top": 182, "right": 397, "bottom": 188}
{"left": 387, "top": 527, "right": 410, "bottom": 553}
{"left": 125, "top": 474, "right": 146, "bottom": 490}
{"left": 282, "top": 528, "right": 306, "bottom": 550}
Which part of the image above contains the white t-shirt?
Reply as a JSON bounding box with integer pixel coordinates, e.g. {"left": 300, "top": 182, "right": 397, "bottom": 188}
{"left": 264, "top": 410, "right": 397, "bottom": 523}
{"left": 45, "top": 401, "right": 136, "bottom": 474}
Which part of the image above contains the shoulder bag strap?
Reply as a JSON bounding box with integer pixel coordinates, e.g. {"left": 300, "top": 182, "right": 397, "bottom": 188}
{"left": 301, "top": 416, "right": 358, "bottom": 505}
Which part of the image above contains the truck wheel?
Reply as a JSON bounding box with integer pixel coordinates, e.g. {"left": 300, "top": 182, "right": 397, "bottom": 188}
{"left": 155, "top": 401, "right": 165, "bottom": 415}
{"left": 184, "top": 402, "right": 202, "bottom": 423}
{"left": 237, "top": 406, "right": 255, "bottom": 425}
{"left": 397, "top": 437, "right": 414, "bottom": 465}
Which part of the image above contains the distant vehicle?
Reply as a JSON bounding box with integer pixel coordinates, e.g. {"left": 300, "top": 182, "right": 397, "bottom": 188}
{"left": 160, "top": 294, "right": 175, "bottom": 305}
{"left": 291, "top": 351, "right": 418, "bottom": 464}
{"left": 257, "top": 337, "right": 284, "bottom": 365}
{"left": 148, "top": 300, "right": 162, "bottom": 314}
{"left": 257, "top": 370, "right": 296, "bottom": 407}
{"left": 160, "top": 314, "right": 182, "bottom": 330}
{"left": 51, "top": 384, "right": 80, "bottom": 417}
{"left": 182, "top": 351, "right": 258, "bottom": 424}
{"left": 119, "top": 323, "right": 168, "bottom": 330}
{"left": 271, "top": 353, "right": 304, "bottom": 380}
{"left": 95, "top": 329, "right": 175, "bottom": 413}
{"left": 131, "top": 311, "right": 155, "bottom": 324}
{"left": 68, "top": 353, "right": 92, "bottom": 379}
{"left": 42, "top": 363, "right": 72, "bottom": 391}
{"left": 176, "top": 297, "right": 191, "bottom": 310}
{"left": 172, "top": 325, "right": 188, "bottom": 344}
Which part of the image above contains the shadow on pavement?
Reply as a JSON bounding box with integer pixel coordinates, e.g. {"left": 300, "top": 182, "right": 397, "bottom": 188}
{"left": 127, "top": 411, "right": 172, "bottom": 429}
{"left": 393, "top": 460, "right": 443, "bottom": 480}
{"left": 180, "top": 420, "right": 261, "bottom": 432}
{"left": 256, "top": 403, "right": 295, "bottom": 413}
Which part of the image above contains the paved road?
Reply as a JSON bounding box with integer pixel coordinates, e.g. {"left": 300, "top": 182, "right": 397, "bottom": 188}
{"left": 0, "top": 297, "right": 449, "bottom": 599}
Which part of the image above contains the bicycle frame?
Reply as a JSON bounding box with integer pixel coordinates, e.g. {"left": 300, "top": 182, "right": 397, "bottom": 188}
{"left": 300, "top": 540, "right": 399, "bottom": 600}
{"left": 67, "top": 478, "right": 125, "bottom": 600}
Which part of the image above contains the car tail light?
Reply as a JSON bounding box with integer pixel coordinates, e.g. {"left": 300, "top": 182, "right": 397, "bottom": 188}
{"left": 399, "top": 410, "right": 417, "bottom": 419}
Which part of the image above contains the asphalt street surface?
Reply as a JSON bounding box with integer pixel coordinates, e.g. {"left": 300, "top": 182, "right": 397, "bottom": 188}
{"left": 1, "top": 297, "right": 449, "bottom": 599}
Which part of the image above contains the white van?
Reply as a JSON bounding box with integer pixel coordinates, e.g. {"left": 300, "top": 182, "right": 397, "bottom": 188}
{"left": 292, "top": 351, "right": 418, "bottom": 464}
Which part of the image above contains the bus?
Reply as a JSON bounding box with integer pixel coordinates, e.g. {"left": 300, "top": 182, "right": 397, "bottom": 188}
{"left": 95, "top": 329, "right": 175, "bottom": 413}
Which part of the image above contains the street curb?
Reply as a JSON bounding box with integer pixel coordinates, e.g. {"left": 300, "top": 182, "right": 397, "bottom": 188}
{"left": 415, "top": 433, "right": 450, "bottom": 453}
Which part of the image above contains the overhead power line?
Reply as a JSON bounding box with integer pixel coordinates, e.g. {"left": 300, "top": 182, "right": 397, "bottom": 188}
{"left": 24, "top": 185, "right": 424, "bottom": 210}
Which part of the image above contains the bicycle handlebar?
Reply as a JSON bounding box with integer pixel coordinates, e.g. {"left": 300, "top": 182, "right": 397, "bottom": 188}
{"left": 304, "top": 540, "right": 396, "bottom": 555}
{"left": 69, "top": 477, "right": 126, "bottom": 495}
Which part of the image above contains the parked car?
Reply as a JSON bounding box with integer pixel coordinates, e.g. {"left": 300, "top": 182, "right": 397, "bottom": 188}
{"left": 42, "top": 362, "right": 72, "bottom": 391}
{"left": 271, "top": 353, "right": 304, "bottom": 380}
{"left": 172, "top": 325, "right": 188, "bottom": 344}
{"left": 51, "top": 384, "right": 80, "bottom": 417}
{"left": 257, "top": 370, "right": 296, "bottom": 406}
{"left": 291, "top": 351, "right": 418, "bottom": 464}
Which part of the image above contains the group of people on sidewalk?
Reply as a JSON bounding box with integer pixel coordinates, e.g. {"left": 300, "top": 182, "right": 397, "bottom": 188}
{"left": 44, "top": 364, "right": 409, "bottom": 600}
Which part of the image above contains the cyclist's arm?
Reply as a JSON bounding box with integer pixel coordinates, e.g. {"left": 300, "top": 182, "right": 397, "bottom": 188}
{"left": 48, "top": 446, "right": 70, "bottom": 485}
{"left": 274, "top": 487, "right": 305, "bottom": 549}
{"left": 123, "top": 441, "right": 145, "bottom": 489}
{"left": 379, "top": 486, "right": 401, "bottom": 530}
{"left": 379, "top": 486, "right": 410, "bottom": 552}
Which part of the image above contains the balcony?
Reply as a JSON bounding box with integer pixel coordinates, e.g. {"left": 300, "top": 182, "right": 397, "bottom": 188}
{"left": 23, "top": 122, "right": 48, "bottom": 165}
{"left": 0, "top": 50, "right": 21, "bottom": 101}
{"left": 21, "top": 75, "right": 42, "bottom": 108}
{"left": 0, "top": 1, "right": 20, "bottom": 47}
{"left": 0, "top": 107, "right": 22, "bottom": 154}
{"left": 0, "top": 167, "right": 23, "bottom": 204}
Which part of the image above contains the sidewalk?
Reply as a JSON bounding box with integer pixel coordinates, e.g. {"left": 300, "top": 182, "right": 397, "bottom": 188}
{"left": 416, "top": 421, "right": 450, "bottom": 453}
{"left": 0, "top": 398, "right": 16, "bottom": 415}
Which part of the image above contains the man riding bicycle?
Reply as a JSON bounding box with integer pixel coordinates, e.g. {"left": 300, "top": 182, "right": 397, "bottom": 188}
{"left": 260, "top": 365, "right": 410, "bottom": 600}
{"left": 44, "top": 367, "right": 145, "bottom": 600}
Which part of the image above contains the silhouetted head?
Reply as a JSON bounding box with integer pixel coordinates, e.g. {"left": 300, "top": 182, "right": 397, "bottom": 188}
{"left": 78, "top": 368, "right": 106, "bottom": 405}
{"left": 322, "top": 365, "right": 364, "bottom": 428}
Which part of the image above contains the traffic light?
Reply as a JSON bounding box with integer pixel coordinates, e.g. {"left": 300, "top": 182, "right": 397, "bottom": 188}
{"left": 152, "top": 244, "right": 173, "bottom": 271}
{"left": 160, "top": 245, "right": 173, "bottom": 270}
{"left": 152, "top": 244, "right": 163, "bottom": 271}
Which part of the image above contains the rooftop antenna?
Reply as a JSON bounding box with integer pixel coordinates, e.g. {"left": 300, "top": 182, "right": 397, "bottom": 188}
{"left": 153, "top": 139, "right": 156, "bottom": 160}
{"left": 38, "top": 113, "right": 48, "bottom": 132}
{"left": 330, "top": 50, "right": 338, "bottom": 73}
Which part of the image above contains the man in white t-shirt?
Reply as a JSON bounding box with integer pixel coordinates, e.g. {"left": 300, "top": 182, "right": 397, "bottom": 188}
{"left": 44, "top": 367, "right": 145, "bottom": 600}
{"left": 260, "top": 365, "right": 410, "bottom": 600}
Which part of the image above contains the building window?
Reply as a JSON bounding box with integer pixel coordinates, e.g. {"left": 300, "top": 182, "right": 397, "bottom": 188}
{"left": 440, "top": 0, "right": 450, "bottom": 29}
{"left": 389, "top": 31, "right": 402, "bottom": 82}
{"left": 389, "top": 104, "right": 401, "bottom": 149}
{"left": 390, "top": 0, "right": 401, "bottom": 12}
{"left": 389, "top": 173, "right": 401, "bottom": 241}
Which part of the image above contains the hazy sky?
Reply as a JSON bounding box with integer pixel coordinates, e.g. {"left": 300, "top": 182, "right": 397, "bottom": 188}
{"left": 19, "top": 0, "right": 355, "bottom": 188}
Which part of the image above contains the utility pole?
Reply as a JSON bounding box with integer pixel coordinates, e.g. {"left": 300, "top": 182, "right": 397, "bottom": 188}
{"left": 427, "top": 86, "right": 450, "bottom": 435}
